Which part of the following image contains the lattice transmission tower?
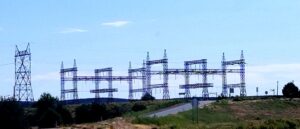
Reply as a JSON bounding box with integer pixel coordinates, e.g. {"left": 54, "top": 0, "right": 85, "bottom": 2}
{"left": 14, "top": 43, "right": 34, "bottom": 101}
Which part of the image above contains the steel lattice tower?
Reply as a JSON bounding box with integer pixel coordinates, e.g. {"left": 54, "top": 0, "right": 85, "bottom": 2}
{"left": 142, "top": 60, "right": 147, "bottom": 96}
{"left": 14, "top": 43, "right": 34, "bottom": 102}
{"left": 61, "top": 62, "right": 65, "bottom": 100}
{"left": 221, "top": 53, "right": 227, "bottom": 97}
{"left": 128, "top": 62, "right": 133, "bottom": 100}
{"left": 72, "top": 59, "right": 78, "bottom": 100}
{"left": 202, "top": 60, "right": 209, "bottom": 98}
{"left": 146, "top": 52, "right": 152, "bottom": 95}
{"left": 60, "top": 59, "right": 78, "bottom": 101}
{"left": 240, "top": 50, "right": 246, "bottom": 96}
{"left": 184, "top": 62, "right": 191, "bottom": 98}
{"left": 163, "top": 49, "right": 170, "bottom": 99}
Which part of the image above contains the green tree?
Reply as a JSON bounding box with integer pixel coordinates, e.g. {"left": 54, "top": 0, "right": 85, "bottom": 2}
{"left": 35, "top": 93, "right": 60, "bottom": 128}
{"left": 282, "top": 82, "right": 299, "bottom": 98}
{"left": 141, "top": 93, "right": 155, "bottom": 101}
{"left": 35, "top": 93, "right": 73, "bottom": 127}
{"left": 0, "top": 98, "right": 27, "bottom": 129}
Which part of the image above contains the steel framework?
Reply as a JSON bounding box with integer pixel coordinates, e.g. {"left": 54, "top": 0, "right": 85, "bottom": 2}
{"left": 60, "top": 59, "right": 78, "bottom": 100}
{"left": 221, "top": 51, "right": 246, "bottom": 97}
{"left": 14, "top": 43, "right": 34, "bottom": 102}
{"left": 60, "top": 50, "right": 246, "bottom": 100}
{"left": 145, "top": 50, "right": 170, "bottom": 99}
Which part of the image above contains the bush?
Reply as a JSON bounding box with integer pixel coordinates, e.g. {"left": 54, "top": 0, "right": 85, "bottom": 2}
{"left": 35, "top": 93, "right": 73, "bottom": 127}
{"left": 90, "top": 103, "right": 106, "bottom": 121}
{"left": 0, "top": 98, "right": 27, "bottom": 129}
{"left": 217, "top": 94, "right": 227, "bottom": 102}
{"left": 141, "top": 93, "right": 155, "bottom": 101}
{"left": 132, "top": 102, "right": 147, "bottom": 112}
{"left": 35, "top": 93, "right": 59, "bottom": 112}
{"left": 233, "top": 96, "right": 245, "bottom": 101}
{"left": 56, "top": 104, "right": 73, "bottom": 125}
{"left": 75, "top": 103, "right": 130, "bottom": 124}
{"left": 106, "top": 103, "right": 123, "bottom": 119}
{"left": 75, "top": 104, "right": 91, "bottom": 124}
{"left": 133, "top": 116, "right": 160, "bottom": 125}
{"left": 282, "top": 82, "right": 299, "bottom": 98}
{"left": 259, "top": 119, "right": 297, "bottom": 129}
{"left": 38, "top": 108, "right": 61, "bottom": 128}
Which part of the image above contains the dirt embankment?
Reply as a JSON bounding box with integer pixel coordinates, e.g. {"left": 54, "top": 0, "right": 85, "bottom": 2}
{"left": 61, "top": 117, "right": 157, "bottom": 129}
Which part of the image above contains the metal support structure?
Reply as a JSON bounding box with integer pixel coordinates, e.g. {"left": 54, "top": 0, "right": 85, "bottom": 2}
{"left": 61, "top": 62, "right": 65, "bottom": 100}
{"left": 128, "top": 61, "right": 147, "bottom": 100}
{"left": 145, "top": 50, "right": 170, "bottom": 99}
{"left": 14, "top": 43, "right": 34, "bottom": 102}
{"left": 72, "top": 60, "right": 78, "bottom": 100}
{"left": 142, "top": 60, "right": 146, "bottom": 95}
{"left": 60, "top": 59, "right": 78, "bottom": 101}
{"left": 128, "top": 62, "right": 133, "bottom": 100}
{"left": 146, "top": 52, "right": 151, "bottom": 95}
{"left": 222, "top": 53, "right": 227, "bottom": 97}
{"left": 202, "top": 60, "right": 209, "bottom": 98}
{"left": 184, "top": 62, "right": 191, "bottom": 98}
{"left": 182, "top": 59, "right": 209, "bottom": 99}
{"left": 240, "top": 50, "right": 246, "bottom": 96}
{"left": 60, "top": 50, "right": 246, "bottom": 101}
{"left": 163, "top": 49, "right": 170, "bottom": 99}
{"left": 94, "top": 67, "right": 113, "bottom": 99}
{"left": 222, "top": 51, "right": 246, "bottom": 97}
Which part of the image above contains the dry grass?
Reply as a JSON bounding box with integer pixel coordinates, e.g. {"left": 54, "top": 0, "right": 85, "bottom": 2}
{"left": 61, "top": 117, "right": 156, "bottom": 129}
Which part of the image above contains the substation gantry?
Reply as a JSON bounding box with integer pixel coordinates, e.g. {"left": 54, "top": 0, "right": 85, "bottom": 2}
{"left": 60, "top": 50, "right": 246, "bottom": 101}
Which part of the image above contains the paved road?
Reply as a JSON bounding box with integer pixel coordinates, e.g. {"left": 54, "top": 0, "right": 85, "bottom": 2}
{"left": 147, "top": 100, "right": 215, "bottom": 117}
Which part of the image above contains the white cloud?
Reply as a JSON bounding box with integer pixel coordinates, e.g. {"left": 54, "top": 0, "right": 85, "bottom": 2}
{"left": 59, "top": 28, "right": 88, "bottom": 34}
{"left": 101, "top": 20, "right": 130, "bottom": 27}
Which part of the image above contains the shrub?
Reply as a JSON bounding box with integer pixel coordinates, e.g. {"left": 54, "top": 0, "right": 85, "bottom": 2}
{"left": 233, "top": 96, "right": 245, "bottom": 101}
{"left": 56, "top": 104, "right": 73, "bottom": 125}
{"left": 75, "top": 104, "right": 91, "bottom": 124}
{"left": 282, "top": 82, "right": 299, "bottom": 98}
{"left": 132, "top": 102, "right": 147, "bottom": 112}
{"left": 106, "top": 103, "right": 122, "bottom": 118}
{"left": 35, "top": 93, "right": 59, "bottom": 112}
{"left": 217, "top": 94, "right": 227, "bottom": 102}
{"left": 38, "top": 108, "right": 61, "bottom": 128}
{"left": 90, "top": 103, "right": 106, "bottom": 121}
{"left": 141, "top": 93, "right": 155, "bottom": 101}
{"left": 0, "top": 98, "right": 27, "bottom": 129}
{"left": 35, "top": 93, "right": 73, "bottom": 127}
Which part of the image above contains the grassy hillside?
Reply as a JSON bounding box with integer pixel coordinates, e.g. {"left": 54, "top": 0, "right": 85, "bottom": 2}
{"left": 133, "top": 99, "right": 300, "bottom": 129}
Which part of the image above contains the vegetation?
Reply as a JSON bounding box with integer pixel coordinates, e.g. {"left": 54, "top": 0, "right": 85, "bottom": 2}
{"left": 0, "top": 98, "right": 27, "bottom": 129}
{"left": 282, "top": 82, "right": 299, "bottom": 98}
{"left": 75, "top": 99, "right": 186, "bottom": 124}
{"left": 132, "top": 102, "right": 147, "bottom": 112}
{"left": 141, "top": 93, "right": 155, "bottom": 101}
{"left": 0, "top": 92, "right": 186, "bottom": 128}
{"left": 34, "top": 93, "right": 73, "bottom": 128}
{"left": 133, "top": 99, "right": 300, "bottom": 129}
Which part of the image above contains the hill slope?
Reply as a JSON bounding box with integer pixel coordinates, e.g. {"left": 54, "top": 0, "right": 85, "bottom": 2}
{"left": 133, "top": 99, "right": 300, "bottom": 129}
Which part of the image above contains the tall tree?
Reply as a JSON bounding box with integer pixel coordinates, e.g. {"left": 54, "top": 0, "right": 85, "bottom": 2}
{"left": 282, "top": 82, "right": 299, "bottom": 98}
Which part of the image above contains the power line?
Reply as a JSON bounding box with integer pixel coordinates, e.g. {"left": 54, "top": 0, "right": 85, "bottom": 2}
{"left": 0, "top": 63, "right": 14, "bottom": 67}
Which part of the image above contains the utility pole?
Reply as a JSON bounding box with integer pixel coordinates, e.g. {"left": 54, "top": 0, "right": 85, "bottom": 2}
{"left": 256, "top": 87, "right": 259, "bottom": 96}
{"left": 276, "top": 81, "right": 279, "bottom": 96}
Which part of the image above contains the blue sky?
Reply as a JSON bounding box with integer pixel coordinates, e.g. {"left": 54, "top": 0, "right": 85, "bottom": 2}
{"left": 0, "top": 0, "right": 300, "bottom": 100}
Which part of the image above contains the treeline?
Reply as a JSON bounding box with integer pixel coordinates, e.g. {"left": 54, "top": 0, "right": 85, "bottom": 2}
{"left": 0, "top": 93, "right": 152, "bottom": 128}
